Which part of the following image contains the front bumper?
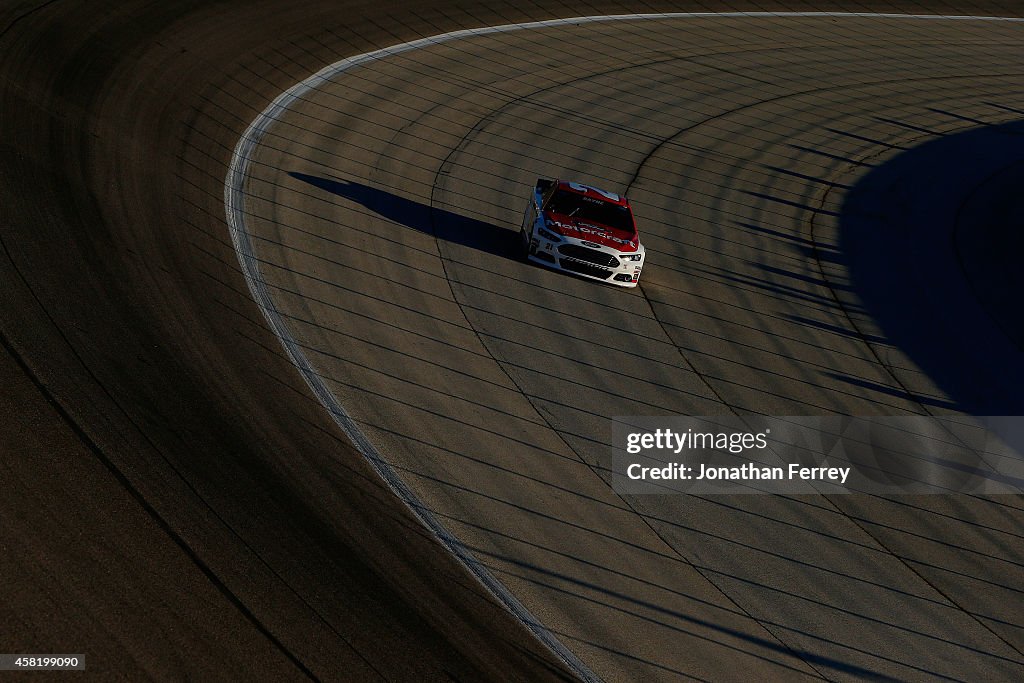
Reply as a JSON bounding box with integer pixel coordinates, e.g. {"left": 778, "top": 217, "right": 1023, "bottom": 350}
{"left": 527, "top": 235, "right": 644, "bottom": 287}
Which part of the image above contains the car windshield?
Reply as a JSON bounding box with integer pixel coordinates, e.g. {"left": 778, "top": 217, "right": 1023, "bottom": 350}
{"left": 545, "top": 190, "right": 634, "bottom": 233}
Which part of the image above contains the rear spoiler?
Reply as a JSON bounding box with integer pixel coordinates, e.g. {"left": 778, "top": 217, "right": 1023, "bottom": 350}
{"left": 537, "top": 178, "right": 627, "bottom": 202}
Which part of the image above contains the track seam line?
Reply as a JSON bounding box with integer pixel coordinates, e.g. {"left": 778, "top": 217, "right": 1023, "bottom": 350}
{"left": 626, "top": 100, "right": 1024, "bottom": 669}
{"left": 0, "top": 0, "right": 61, "bottom": 41}
{"left": 806, "top": 141, "right": 1024, "bottom": 662}
{"left": 225, "top": 12, "right": 1024, "bottom": 682}
{"left": 0, "top": 273, "right": 321, "bottom": 682}
{"left": 427, "top": 56, "right": 831, "bottom": 678}
{"left": 618, "top": 194, "right": 836, "bottom": 681}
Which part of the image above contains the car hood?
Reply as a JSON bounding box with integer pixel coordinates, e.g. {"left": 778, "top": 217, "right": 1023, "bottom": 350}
{"left": 544, "top": 211, "right": 639, "bottom": 251}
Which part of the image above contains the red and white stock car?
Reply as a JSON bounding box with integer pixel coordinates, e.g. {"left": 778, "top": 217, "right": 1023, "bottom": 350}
{"left": 521, "top": 179, "right": 645, "bottom": 287}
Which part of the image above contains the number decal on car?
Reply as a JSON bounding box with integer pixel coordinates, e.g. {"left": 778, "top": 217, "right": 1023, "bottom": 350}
{"left": 568, "top": 182, "right": 620, "bottom": 202}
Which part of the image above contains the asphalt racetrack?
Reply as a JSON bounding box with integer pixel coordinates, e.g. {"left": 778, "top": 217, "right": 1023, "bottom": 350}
{"left": 3, "top": 1, "right": 1024, "bottom": 681}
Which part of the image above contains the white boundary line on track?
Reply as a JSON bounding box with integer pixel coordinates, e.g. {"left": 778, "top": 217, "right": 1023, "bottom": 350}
{"left": 224, "top": 11, "right": 1022, "bottom": 681}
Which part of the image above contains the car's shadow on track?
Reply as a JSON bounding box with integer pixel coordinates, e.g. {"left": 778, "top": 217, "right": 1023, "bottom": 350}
{"left": 289, "top": 171, "right": 644, "bottom": 292}
{"left": 289, "top": 172, "right": 522, "bottom": 260}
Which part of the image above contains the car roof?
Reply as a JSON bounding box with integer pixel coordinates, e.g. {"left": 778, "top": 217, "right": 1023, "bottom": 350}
{"left": 555, "top": 180, "right": 629, "bottom": 207}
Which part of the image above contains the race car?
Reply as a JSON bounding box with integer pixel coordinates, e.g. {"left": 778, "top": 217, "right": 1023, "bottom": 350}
{"left": 521, "top": 179, "right": 645, "bottom": 287}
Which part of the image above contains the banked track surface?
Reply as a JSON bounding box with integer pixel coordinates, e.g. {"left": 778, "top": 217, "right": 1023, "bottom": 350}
{"left": 3, "top": 1, "right": 1024, "bottom": 681}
